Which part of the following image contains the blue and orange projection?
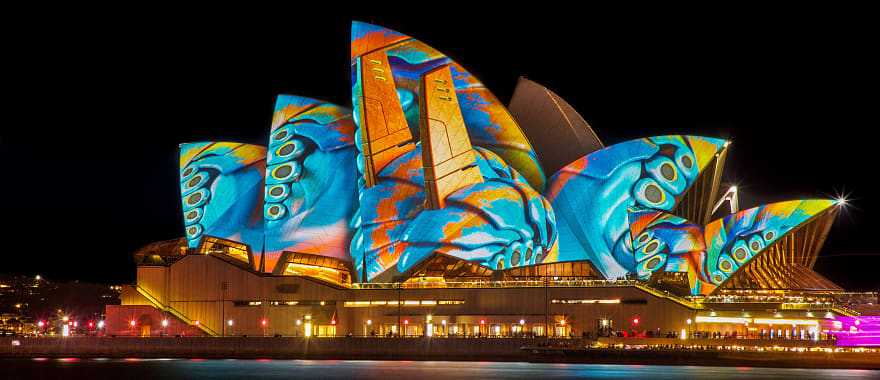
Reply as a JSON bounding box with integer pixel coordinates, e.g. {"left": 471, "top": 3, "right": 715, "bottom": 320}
{"left": 545, "top": 135, "right": 728, "bottom": 280}
{"left": 179, "top": 142, "right": 266, "bottom": 251}
{"left": 351, "top": 145, "right": 557, "bottom": 282}
{"left": 174, "top": 22, "right": 840, "bottom": 292}
{"left": 262, "top": 95, "right": 359, "bottom": 273}
{"left": 629, "top": 199, "right": 837, "bottom": 295}
{"left": 351, "top": 21, "right": 547, "bottom": 192}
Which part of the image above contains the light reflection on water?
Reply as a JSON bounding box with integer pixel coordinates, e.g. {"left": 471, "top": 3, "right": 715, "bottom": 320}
{"left": 3, "top": 359, "right": 879, "bottom": 379}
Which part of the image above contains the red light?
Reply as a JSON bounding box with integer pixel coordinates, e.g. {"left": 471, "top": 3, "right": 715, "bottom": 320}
{"left": 261, "top": 319, "right": 267, "bottom": 326}
{"left": 331, "top": 319, "right": 336, "bottom": 325}
{"left": 130, "top": 320, "right": 136, "bottom": 327}
{"left": 404, "top": 320, "right": 409, "bottom": 325}
{"left": 480, "top": 319, "right": 485, "bottom": 325}
{"left": 68, "top": 321, "right": 73, "bottom": 326}
{"left": 88, "top": 322, "right": 94, "bottom": 328}
{"left": 633, "top": 318, "right": 640, "bottom": 325}
{"left": 37, "top": 321, "right": 45, "bottom": 327}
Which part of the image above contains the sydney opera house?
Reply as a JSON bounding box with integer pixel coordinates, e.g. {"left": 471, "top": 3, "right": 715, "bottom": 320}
{"left": 106, "top": 22, "right": 875, "bottom": 344}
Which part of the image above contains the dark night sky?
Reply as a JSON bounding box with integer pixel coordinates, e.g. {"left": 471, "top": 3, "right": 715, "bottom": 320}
{"left": 2, "top": 8, "right": 877, "bottom": 290}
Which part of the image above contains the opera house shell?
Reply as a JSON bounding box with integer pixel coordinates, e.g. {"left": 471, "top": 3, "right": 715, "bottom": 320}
{"left": 108, "top": 22, "right": 861, "bottom": 342}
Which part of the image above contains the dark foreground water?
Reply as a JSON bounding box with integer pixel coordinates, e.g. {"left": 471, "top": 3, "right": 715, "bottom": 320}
{"left": 1, "top": 359, "right": 878, "bottom": 379}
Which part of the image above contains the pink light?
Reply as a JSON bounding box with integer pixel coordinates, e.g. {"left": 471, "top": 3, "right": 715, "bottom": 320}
{"left": 480, "top": 319, "right": 485, "bottom": 325}
{"left": 261, "top": 319, "right": 267, "bottom": 326}
{"left": 129, "top": 320, "right": 136, "bottom": 327}
{"left": 37, "top": 321, "right": 45, "bottom": 328}
{"left": 404, "top": 320, "right": 409, "bottom": 325}
{"left": 830, "top": 316, "right": 880, "bottom": 347}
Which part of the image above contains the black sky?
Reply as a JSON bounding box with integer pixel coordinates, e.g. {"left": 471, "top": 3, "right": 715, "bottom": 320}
{"left": 2, "top": 8, "right": 877, "bottom": 290}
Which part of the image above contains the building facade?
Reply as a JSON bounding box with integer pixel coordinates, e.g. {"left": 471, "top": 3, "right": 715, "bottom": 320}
{"left": 107, "top": 22, "right": 875, "bottom": 345}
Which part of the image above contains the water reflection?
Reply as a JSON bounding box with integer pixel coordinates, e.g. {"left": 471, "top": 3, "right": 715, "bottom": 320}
{"left": 1, "top": 359, "right": 877, "bottom": 380}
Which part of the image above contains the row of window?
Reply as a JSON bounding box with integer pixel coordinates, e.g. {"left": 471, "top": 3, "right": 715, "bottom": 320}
{"left": 232, "top": 300, "right": 338, "bottom": 307}
{"left": 343, "top": 300, "right": 465, "bottom": 307}
{"left": 551, "top": 299, "right": 621, "bottom": 304}
{"left": 551, "top": 298, "right": 647, "bottom": 305}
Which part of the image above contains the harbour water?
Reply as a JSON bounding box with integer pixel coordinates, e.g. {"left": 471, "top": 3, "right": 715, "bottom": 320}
{"left": 1, "top": 359, "right": 878, "bottom": 379}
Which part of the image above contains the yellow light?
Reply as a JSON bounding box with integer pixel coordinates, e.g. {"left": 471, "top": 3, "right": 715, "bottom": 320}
{"left": 366, "top": 320, "right": 372, "bottom": 325}
{"left": 695, "top": 316, "right": 751, "bottom": 324}
{"left": 753, "top": 318, "right": 818, "bottom": 326}
{"left": 304, "top": 315, "right": 312, "bottom": 337}
{"left": 680, "top": 328, "right": 687, "bottom": 340}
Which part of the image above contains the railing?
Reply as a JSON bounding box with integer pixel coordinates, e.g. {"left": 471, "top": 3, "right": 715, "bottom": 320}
{"left": 135, "top": 286, "right": 219, "bottom": 336}
{"left": 830, "top": 304, "right": 861, "bottom": 317}
{"left": 351, "top": 278, "right": 642, "bottom": 290}
{"left": 632, "top": 283, "right": 701, "bottom": 309}
{"left": 350, "top": 279, "right": 700, "bottom": 308}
